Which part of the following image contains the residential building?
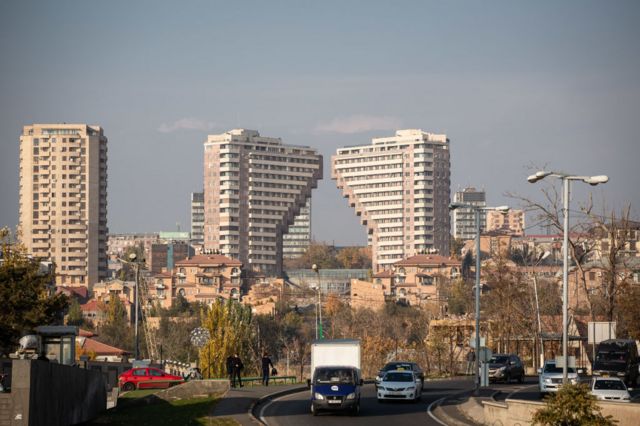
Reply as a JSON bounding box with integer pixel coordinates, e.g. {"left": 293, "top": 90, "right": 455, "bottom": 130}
{"left": 332, "top": 129, "right": 451, "bottom": 271}
{"left": 148, "top": 241, "right": 194, "bottom": 274}
{"left": 283, "top": 199, "right": 311, "bottom": 259}
{"left": 452, "top": 187, "right": 487, "bottom": 241}
{"left": 190, "top": 191, "right": 205, "bottom": 243}
{"left": 148, "top": 254, "right": 243, "bottom": 308}
{"left": 203, "top": 129, "right": 322, "bottom": 275}
{"left": 18, "top": 124, "right": 108, "bottom": 288}
{"left": 486, "top": 209, "right": 525, "bottom": 236}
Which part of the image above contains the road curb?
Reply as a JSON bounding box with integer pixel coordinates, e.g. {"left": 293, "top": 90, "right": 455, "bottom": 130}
{"left": 249, "top": 385, "right": 308, "bottom": 425}
{"left": 429, "top": 388, "right": 500, "bottom": 426}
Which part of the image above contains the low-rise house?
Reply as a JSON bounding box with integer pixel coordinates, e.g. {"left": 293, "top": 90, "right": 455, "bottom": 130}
{"left": 77, "top": 329, "right": 130, "bottom": 362}
{"left": 148, "top": 254, "right": 243, "bottom": 308}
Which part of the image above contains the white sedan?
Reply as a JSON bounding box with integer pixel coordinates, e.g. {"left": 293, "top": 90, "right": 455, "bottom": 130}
{"left": 377, "top": 370, "right": 422, "bottom": 402}
{"left": 590, "top": 377, "right": 631, "bottom": 402}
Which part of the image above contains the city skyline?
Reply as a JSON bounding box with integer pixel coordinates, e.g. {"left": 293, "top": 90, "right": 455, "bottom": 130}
{"left": 1, "top": 1, "right": 639, "bottom": 245}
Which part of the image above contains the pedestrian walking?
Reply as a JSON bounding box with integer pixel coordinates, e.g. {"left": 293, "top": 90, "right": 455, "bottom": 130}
{"left": 226, "top": 354, "right": 235, "bottom": 387}
{"left": 261, "top": 352, "right": 274, "bottom": 386}
{"left": 466, "top": 349, "right": 476, "bottom": 375}
{"left": 232, "top": 353, "right": 244, "bottom": 387}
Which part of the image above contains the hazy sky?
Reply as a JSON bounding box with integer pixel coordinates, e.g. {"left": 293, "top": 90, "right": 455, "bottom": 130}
{"left": 1, "top": 1, "right": 639, "bottom": 245}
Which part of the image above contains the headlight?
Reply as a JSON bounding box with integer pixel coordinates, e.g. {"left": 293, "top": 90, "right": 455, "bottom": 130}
{"left": 378, "top": 386, "right": 385, "bottom": 391}
{"left": 314, "top": 393, "right": 324, "bottom": 400}
{"left": 544, "top": 378, "right": 552, "bottom": 384}
{"left": 617, "top": 372, "right": 625, "bottom": 377}
{"left": 407, "top": 386, "right": 415, "bottom": 390}
{"left": 498, "top": 366, "right": 507, "bottom": 372}
{"left": 346, "top": 392, "right": 356, "bottom": 400}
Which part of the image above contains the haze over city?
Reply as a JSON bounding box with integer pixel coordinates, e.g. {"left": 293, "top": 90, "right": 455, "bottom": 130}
{"left": 1, "top": 0, "right": 639, "bottom": 244}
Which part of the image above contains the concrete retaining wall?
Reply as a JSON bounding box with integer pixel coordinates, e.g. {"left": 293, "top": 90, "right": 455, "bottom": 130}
{"left": 8, "top": 359, "right": 106, "bottom": 426}
{"left": 483, "top": 398, "right": 640, "bottom": 426}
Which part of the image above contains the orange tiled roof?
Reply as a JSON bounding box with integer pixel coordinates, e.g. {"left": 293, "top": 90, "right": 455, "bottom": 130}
{"left": 175, "top": 254, "right": 242, "bottom": 266}
{"left": 394, "top": 254, "right": 461, "bottom": 267}
{"left": 82, "top": 337, "right": 129, "bottom": 356}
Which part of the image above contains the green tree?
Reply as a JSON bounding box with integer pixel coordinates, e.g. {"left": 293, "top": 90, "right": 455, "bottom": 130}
{"left": 336, "top": 246, "right": 371, "bottom": 269}
{"left": 200, "top": 298, "right": 253, "bottom": 378}
{"left": 532, "top": 383, "right": 616, "bottom": 425}
{"left": 0, "top": 228, "right": 68, "bottom": 354}
{"left": 66, "top": 298, "right": 84, "bottom": 326}
{"left": 97, "top": 294, "right": 133, "bottom": 351}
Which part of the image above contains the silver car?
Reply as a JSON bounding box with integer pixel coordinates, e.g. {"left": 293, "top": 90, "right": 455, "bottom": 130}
{"left": 538, "top": 360, "right": 579, "bottom": 396}
{"left": 590, "top": 377, "right": 631, "bottom": 402}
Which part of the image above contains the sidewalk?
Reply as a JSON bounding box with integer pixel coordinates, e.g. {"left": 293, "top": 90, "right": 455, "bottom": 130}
{"left": 209, "top": 383, "right": 305, "bottom": 426}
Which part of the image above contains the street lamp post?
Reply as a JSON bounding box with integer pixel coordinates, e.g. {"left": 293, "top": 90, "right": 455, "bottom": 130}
{"left": 530, "top": 250, "right": 550, "bottom": 370}
{"left": 450, "top": 202, "right": 509, "bottom": 395}
{"left": 527, "top": 170, "right": 608, "bottom": 384}
{"left": 311, "top": 264, "right": 322, "bottom": 339}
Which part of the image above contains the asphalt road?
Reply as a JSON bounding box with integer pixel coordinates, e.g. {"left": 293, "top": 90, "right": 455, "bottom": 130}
{"left": 259, "top": 378, "right": 473, "bottom": 426}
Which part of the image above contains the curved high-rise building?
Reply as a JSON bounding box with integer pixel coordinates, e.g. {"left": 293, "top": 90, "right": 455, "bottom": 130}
{"left": 203, "top": 129, "right": 322, "bottom": 275}
{"left": 332, "top": 129, "right": 451, "bottom": 271}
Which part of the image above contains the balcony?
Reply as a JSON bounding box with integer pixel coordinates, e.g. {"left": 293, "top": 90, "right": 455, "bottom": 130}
{"left": 155, "top": 283, "right": 166, "bottom": 290}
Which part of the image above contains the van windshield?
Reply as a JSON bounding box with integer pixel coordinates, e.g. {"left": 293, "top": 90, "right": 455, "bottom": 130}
{"left": 543, "top": 363, "right": 576, "bottom": 374}
{"left": 314, "top": 368, "right": 355, "bottom": 384}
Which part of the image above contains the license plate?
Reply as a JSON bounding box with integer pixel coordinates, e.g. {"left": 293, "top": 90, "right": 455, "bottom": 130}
{"left": 328, "top": 400, "right": 341, "bottom": 404}
{"left": 601, "top": 373, "right": 609, "bottom": 377}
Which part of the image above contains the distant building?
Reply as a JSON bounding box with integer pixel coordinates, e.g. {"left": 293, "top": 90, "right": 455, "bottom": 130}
{"left": 18, "top": 124, "right": 108, "bottom": 288}
{"left": 203, "top": 129, "right": 322, "bottom": 275}
{"left": 191, "top": 192, "right": 205, "bottom": 243}
{"left": 149, "top": 254, "right": 243, "bottom": 308}
{"left": 283, "top": 199, "right": 312, "bottom": 259}
{"left": 452, "top": 187, "right": 487, "bottom": 241}
{"left": 332, "top": 129, "right": 451, "bottom": 271}
{"left": 149, "top": 242, "right": 194, "bottom": 274}
{"left": 486, "top": 209, "right": 525, "bottom": 236}
{"left": 285, "top": 269, "right": 370, "bottom": 295}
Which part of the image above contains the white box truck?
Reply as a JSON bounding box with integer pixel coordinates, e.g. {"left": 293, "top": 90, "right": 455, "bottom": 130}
{"left": 308, "top": 339, "right": 362, "bottom": 416}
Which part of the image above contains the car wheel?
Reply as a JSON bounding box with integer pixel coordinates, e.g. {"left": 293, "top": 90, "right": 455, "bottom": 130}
{"left": 350, "top": 402, "right": 360, "bottom": 416}
{"left": 122, "top": 382, "right": 135, "bottom": 392}
{"left": 504, "top": 373, "right": 511, "bottom": 383}
{"left": 311, "top": 404, "right": 317, "bottom": 416}
{"left": 518, "top": 373, "right": 524, "bottom": 384}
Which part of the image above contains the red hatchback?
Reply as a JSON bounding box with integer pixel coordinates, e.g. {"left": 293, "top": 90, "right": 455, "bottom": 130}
{"left": 118, "top": 367, "right": 184, "bottom": 391}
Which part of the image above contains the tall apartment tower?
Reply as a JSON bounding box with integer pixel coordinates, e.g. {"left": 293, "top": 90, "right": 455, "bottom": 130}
{"left": 190, "top": 191, "right": 204, "bottom": 243}
{"left": 18, "top": 124, "right": 108, "bottom": 288}
{"left": 332, "top": 129, "right": 451, "bottom": 271}
{"left": 452, "top": 187, "right": 487, "bottom": 240}
{"left": 283, "top": 199, "right": 312, "bottom": 259}
{"left": 486, "top": 209, "right": 525, "bottom": 236}
{"left": 203, "top": 129, "right": 322, "bottom": 275}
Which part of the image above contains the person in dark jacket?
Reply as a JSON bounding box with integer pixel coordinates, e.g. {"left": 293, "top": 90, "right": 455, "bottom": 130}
{"left": 232, "top": 353, "right": 244, "bottom": 387}
{"left": 226, "top": 354, "right": 235, "bottom": 387}
{"left": 261, "top": 352, "right": 274, "bottom": 386}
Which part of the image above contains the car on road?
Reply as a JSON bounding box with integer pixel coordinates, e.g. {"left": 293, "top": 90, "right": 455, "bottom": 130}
{"left": 590, "top": 377, "right": 631, "bottom": 402}
{"left": 375, "top": 361, "right": 424, "bottom": 388}
{"left": 488, "top": 354, "right": 525, "bottom": 383}
{"left": 538, "top": 360, "right": 580, "bottom": 396}
{"left": 377, "top": 370, "right": 422, "bottom": 402}
{"left": 118, "top": 367, "right": 184, "bottom": 391}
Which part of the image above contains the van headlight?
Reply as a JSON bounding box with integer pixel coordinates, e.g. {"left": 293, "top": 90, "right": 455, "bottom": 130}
{"left": 346, "top": 393, "right": 356, "bottom": 400}
{"left": 314, "top": 393, "right": 324, "bottom": 400}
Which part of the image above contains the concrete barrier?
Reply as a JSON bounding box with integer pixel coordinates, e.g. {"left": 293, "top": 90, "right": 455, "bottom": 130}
{"left": 483, "top": 398, "right": 640, "bottom": 426}
{"left": 7, "top": 359, "right": 106, "bottom": 426}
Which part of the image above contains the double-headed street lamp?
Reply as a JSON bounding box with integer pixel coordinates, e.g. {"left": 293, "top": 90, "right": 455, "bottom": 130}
{"left": 527, "top": 170, "right": 608, "bottom": 384}
{"left": 449, "top": 202, "right": 509, "bottom": 395}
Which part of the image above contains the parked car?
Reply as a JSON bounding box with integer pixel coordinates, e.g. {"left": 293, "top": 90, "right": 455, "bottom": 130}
{"left": 593, "top": 339, "right": 639, "bottom": 386}
{"left": 118, "top": 367, "right": 184, "bottom": 391}
{"left": 488, "top": 354, "right": 525, "bottom": 383}
{"left": 590, "top": 377, "right": 631, "bottom": 402}
{"left": 375, "top": 361, "right": 424, "bottom": 388}
{"left": 538, "top": 360, "right": 580, "bottom": 396}
{"left": 377, "top": 370, "right": 422, "bottom": 402}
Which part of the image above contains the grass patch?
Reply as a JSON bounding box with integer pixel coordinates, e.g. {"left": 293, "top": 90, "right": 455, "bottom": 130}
{"left": 89, "top": 393, "right": 237, "bottom": 426}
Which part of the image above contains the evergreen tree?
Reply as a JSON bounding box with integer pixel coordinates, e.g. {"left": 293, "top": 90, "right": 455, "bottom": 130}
{"left": 66, "top": 298, "right": 84, "bottom": 326}
{"left": 0, "top": 228, "right": 68, "bottom": 354}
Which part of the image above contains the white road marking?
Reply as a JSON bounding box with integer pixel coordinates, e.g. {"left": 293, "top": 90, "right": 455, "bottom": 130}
{"left": 427, "top": 396, "right": 449, "bottom": 426}
{"left": 259, "top": 391, "right": 305, "bottom": 425}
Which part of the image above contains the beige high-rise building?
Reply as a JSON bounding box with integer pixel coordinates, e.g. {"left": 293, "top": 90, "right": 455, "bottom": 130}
{"left": 332, "top": 129, "right": 451, "bottom": 271}
{"left": 18, "top": 124, "right": 108, "bottom": 288}
{"left": 203, "top": 129, "right": 322, "bottom": 275}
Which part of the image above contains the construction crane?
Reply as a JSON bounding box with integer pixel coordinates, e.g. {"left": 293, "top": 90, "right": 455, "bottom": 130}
{"left": 137, "top": 272, "right": 160, "bottom": 362}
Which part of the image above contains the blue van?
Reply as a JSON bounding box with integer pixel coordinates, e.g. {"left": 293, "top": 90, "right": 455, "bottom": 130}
{"left": 309, "top": 365, "right": 362, "bottom": 416}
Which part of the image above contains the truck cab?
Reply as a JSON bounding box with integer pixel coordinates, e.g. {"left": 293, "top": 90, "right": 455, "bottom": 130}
{"left": 309, "top": 366, "right": 362, "bottom": 416}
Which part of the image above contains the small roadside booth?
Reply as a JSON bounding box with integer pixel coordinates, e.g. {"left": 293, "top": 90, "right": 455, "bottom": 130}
{"left": 35, "top": 325, "right": 78, "bottom": 365}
